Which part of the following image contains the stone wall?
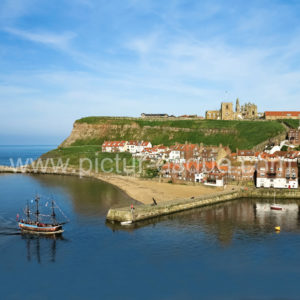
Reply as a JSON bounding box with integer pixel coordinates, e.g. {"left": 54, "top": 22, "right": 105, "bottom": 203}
{"left": 107, "top": 188, "right": 300, "bottom": 223}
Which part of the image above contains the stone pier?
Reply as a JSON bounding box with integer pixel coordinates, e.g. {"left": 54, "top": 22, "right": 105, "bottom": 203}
{"left": 107, "top": 189, "right": 300, "bottom": 223}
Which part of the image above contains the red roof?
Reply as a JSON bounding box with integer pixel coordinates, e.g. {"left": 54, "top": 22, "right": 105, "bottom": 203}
{"left": 170, "top": 144, "right": 198, "bottom": 152}
{"left": 141, "top": 141, "right": 151, "bottom": 146}
{"left": 102, "top": 141, "right": 127, "bottom": 147}
{"left": 127, "top": 140, "right": 139, "bottom": 145}
{"left": 265, "top": 111, "right": 300, "bottom": 117}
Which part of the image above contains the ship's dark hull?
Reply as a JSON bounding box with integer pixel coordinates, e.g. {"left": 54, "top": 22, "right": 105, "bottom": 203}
{"left": 270, "top": 205, "right": 283, "bottom": 211}
{"left": 19, "top": 222, "right": 63, "bottom": 234}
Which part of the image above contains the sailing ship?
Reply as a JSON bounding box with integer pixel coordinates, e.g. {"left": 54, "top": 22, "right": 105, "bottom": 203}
{"left": 18, "top": 195, "right": 67, "bottom": 234}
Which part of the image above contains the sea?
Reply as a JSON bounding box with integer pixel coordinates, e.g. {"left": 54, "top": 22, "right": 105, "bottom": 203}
{"left": 0, "top": 145, "right": 55, "bottom": 166}
{"left": 1, "top": 146, "right": 300, "bottom": 300}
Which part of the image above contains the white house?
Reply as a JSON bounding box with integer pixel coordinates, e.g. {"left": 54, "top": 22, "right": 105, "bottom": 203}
{"left": 136, "top": 141, "right": 152, "bottom": 153}
{"left": 195, "top": 172, "right": 205, "bottom": 183}
{"left": 126, "top": 141, "right": 139, "bottom": 153}
{"left": 256, "top": 160, "right": 298, "bottom": 189}
{"left": 203, "top": 166, "right": 228, "bottom": 187}
{"left": 204, "top": 173, "right": 226, "bottom": 187}
{"left": 169, "top": 150, "right": 181, "bottom": 162}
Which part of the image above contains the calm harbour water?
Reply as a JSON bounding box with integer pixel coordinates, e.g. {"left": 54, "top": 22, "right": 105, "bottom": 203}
{"left": 0, "top": 145, "right": 55, "bottom": 166}
{"left": 1, "top": 147, "right": 300, "bottom": 299}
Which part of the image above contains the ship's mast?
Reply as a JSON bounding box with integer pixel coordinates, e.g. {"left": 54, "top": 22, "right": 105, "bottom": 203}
{"left": 26, "top": 200, "right": 30, "bottom": 222}
{"left": 51, "top": 200, "right": 56, "bottom": 224}
{"left": 35, "top": 195, "right": 40, "bottom": 223}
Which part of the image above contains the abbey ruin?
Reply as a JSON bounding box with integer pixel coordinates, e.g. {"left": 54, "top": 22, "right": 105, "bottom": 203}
{"left": 206, "top": 98, "right": 258, "bottom": 120}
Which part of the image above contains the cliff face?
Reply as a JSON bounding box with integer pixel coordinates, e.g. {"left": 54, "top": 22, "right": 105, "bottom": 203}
{"left": 60, "top": 117, "right": 286, "bottom": 150}
{"left": 60, "top": 122, "right": 130, "bottom": 146}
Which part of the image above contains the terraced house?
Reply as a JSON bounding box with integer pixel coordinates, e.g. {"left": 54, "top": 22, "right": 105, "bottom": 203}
{"left": 256, "top": 160, "right": 298, "bottom": 189}
{"left": 102, "top": 140, "right": 152, "bottom": 153}
{"left": 101, "top": 141, "right": 127, "bottom": 152}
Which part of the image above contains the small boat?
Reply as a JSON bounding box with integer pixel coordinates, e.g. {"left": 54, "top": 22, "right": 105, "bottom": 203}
{"left": 17, "top": 195, "right": 67, "bottom": 234}
{"left": 270, "top": 191, "right": 283, "bottom": 211}
{"left": 270, "top": 204, "right": 283, "bottom": 211}
{"left": 120, "top": 221, "right": 133, "bottom": 226}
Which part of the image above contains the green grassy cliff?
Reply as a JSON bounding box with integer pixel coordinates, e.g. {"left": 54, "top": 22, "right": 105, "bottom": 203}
{"left": 62, "top": 117, "right": 286, "bottom": 151}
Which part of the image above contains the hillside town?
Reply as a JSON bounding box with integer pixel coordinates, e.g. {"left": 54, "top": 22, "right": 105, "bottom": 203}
{"left": 102, "top": 125, "right": 300, "bottom": 189}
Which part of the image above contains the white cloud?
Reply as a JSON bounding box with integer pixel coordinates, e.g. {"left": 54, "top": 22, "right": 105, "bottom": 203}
{"left": 4, "top": 27, "right": 76, "bottom": 50}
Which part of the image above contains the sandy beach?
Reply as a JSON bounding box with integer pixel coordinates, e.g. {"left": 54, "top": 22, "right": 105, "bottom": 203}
{"left": 0, "top": 165, "right": 224, "bottom": 205}
{"left": 94, "top": 173, "right": 224, "bottom": 204}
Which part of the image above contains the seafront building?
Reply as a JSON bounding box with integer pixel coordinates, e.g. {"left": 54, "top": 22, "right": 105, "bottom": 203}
{"left": 256, "top": 160, "right": 298, "bottom": 189}
{"left": 161, "top": 161, "right": 228, "bottom": 186}
{"left": 102, "top": 139, "right": 300, "bottom": 189}
{"left": 102, "top": 140, "right": 152, "bottom": 153}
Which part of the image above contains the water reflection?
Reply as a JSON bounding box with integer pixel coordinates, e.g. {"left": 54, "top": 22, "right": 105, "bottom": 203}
{"left": 254, "top": 202, "right": 300, "bottom": 230}
{"left": 108, "top": 198, "right": 300, "bottom": 245}
{"left": 21, "top": 233, "right": 65, "bottom": 264}
{"left": 31, "top": 174, "right": 138, "bottom": 217}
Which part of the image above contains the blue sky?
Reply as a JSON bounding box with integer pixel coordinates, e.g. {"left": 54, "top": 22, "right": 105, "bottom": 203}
{"left": 0, "top": 0, "right": 300, "bottom": 144}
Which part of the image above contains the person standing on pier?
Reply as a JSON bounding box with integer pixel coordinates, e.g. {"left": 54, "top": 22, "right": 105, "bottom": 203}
{"left": 131, "top": 204, "right": 134, "bottom": 214}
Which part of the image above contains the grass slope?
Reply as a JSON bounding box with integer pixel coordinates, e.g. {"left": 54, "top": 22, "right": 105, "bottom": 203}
{"left": 281, "top": 119, "right": 300, "bottom": 129}
{"left": 41, "top": 146, "right": 140, "bottom": 174}
{"left": 73, "top": 117, "right": 285, "bottom": 151}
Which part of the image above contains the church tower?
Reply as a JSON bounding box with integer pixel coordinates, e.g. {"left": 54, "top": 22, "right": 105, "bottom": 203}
{"left": 236, "top": 98, "right": 240, "bottom": 113}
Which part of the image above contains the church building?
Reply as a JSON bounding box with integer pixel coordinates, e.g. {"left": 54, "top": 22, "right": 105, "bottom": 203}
{"left": 206, "top": 98, "right": 258, "bottom": 120}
